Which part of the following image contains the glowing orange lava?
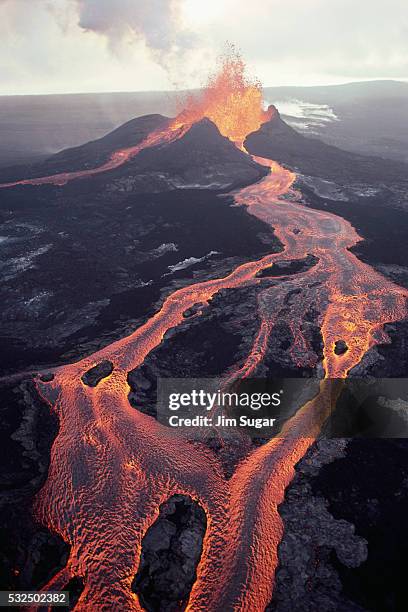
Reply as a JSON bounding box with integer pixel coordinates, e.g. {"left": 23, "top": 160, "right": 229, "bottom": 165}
{"left": 4, "top": 50, "right": 407, "bottom": 610}
{"left": 173, "top": 46, "right": 274, "bottom": 149}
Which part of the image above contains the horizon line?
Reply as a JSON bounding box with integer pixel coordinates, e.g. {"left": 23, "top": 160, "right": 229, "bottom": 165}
{"left": 0, "top": 78, "right": 407, "bottom": 98}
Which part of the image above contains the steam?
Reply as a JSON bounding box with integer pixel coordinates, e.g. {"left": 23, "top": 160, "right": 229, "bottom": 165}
{"left": 74, "top": 0, "right": 196, "bottom": 76}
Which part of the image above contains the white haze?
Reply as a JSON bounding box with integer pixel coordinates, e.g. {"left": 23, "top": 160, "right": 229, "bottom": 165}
{"left": 0, "top": 0, "right": 407, "bottom": 94}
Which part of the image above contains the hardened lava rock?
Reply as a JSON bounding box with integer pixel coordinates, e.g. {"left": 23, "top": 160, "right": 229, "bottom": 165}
{"left": 81, "top": 360, "right": 113, "bottom": 387}
{"left": 132, "top": 494, "right": 207, "bottom": 611}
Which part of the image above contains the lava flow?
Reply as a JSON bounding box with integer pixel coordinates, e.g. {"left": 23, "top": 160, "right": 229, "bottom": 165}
{"left": 9, "top": 51, "right": 406, "bottom": 610}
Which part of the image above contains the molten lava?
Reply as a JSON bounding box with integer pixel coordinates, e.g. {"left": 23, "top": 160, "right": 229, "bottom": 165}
{"left": 3, "top": 49, "right": 407, "bottom": 610}
{"left": 173, "top": 46, "right": 274, "bottom": 149}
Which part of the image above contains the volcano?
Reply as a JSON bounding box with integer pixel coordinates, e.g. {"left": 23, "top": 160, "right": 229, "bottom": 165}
{"left": 0, "top": 114, "right": 267, "bottom": 191}
{"left": 1, "top": 49, "right": 408, "bottom": 612}
{"left": 3, "top": 99, "right": 407, "bottom": 193}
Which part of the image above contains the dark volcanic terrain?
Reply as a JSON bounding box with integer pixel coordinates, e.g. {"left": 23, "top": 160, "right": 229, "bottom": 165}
{"left": 0, "top": 116, "right": 271, "bottom": 374}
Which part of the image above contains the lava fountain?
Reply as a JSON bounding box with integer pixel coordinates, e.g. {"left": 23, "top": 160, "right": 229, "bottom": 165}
{"left": 5, "top": 49, "right": 406, "bottom": 610}
{"left": 172, "top": 45, "right": 275, "bottom": 149}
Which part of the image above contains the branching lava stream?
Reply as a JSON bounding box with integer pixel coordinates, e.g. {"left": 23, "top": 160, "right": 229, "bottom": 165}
{"left": 5, "top": 51, "right": 406, "bottom": 610}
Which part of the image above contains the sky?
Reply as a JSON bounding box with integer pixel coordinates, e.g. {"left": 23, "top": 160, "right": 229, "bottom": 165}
{"left": 1, "top": 0, "right": 407, "bottom": 95}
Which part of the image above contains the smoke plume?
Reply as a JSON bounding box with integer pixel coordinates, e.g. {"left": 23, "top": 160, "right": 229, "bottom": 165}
{"left": 74, "top": 0, "right": 196, "bottom": 74}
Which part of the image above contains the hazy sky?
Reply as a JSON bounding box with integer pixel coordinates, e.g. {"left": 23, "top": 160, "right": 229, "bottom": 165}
{"left": 1, "top": 0, "right": 407, "bottom": 95}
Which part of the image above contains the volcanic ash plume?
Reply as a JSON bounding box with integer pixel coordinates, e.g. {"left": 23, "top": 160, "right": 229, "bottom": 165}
{"left": 75, "top": 0, "right": 195, "bottom": 69}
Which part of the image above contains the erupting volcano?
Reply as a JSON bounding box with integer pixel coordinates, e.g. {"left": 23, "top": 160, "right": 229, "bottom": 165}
{"left": 3, "top": 49, "right": 407, "bottom": 610}
{"left": 0, "top": 47, "right": 274, "bottom": 188}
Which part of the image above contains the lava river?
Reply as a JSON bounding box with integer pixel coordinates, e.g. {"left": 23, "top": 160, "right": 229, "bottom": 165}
{"left": 3, "top": 51, "right": 407, "bottom": 610}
